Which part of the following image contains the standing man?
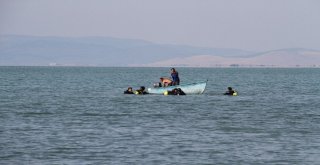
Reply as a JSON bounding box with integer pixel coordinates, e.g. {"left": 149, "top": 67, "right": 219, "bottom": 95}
{"left": 170, "top": 68, "right": 180, "bottom": 86}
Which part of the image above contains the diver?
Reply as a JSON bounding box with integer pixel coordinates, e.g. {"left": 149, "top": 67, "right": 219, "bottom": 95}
{"left": 164, "top": 88, "right": 186, "bottom": 95}
{"left": 124, "top": 87, "right": 134, "bottom": 94}
{"left": 135, "top": 86, "right": 148, "bottom": 95}
{"left": 175, "top": 88, "right": 186, "bottom": 95}
{"left": 224, "top": 87, "right": 238, "bottom": 96}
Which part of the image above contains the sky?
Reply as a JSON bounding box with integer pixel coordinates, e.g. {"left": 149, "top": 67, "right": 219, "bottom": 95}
{"left": 1, "top": 0, "right": 320, "bottom": 51}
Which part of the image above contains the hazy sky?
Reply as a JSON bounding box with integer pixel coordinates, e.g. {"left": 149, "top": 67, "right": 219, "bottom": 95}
{"left": 1, "top": 0, "right": 320, "bottom": 51}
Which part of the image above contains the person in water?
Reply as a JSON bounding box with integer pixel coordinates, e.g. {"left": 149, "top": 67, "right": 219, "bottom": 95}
{"left": 135, "top": 86, "right": 148, "bottom": 95}
{"left": 224, "top": 87, "right": 238, "bottom": 96}
{"left": 164, "top": 88, "right": 186, "bottom": 95}
{"left": 124, "top": 87, "right": 134, "bottom": 94}
{"left": 170, "top": 68, "right": 180, "bottom": 86}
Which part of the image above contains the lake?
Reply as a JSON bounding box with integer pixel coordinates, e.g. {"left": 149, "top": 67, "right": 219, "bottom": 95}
{"left": 1, "top": 67, "right": 320, "bottom": 164}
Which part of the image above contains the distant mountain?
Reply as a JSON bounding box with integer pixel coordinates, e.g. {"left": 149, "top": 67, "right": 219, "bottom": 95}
{"left": 144, "top": 48, "right": 320, "bottom": 67}
{"left": 0, "top": 35, "right": 251, "bottom": 66}
{"left": 1, "top": 35, "right": 319, "bottom": 67}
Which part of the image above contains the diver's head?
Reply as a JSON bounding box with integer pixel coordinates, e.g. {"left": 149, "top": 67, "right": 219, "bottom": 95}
{"left": 140, "top": 86, "right": 145, "bottom": 91}
{"left": 228, "top": 87, "right": 233, "bottom": 90}
{"left": 128, "top": 87, "right": 132, "bottom": 91}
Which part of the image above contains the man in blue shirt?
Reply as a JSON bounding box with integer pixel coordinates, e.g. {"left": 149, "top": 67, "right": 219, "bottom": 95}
{"left": 170, "top": 68, "right": 180, "bottom": 85}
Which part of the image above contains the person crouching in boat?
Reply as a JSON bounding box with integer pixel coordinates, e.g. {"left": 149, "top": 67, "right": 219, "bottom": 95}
{"left": 135, "top": 86, "right": 148, "bottom": 95}
{"left": 170, "top": 68, "right": 180, "bottom": 85}
{"left": 164, "top": 88, "right": 186, "bottom": 95}
{"left": 159, "top": 77, "right": 173, "bottom": 87}
{"left": 224, "top": 87, "right": 238, "bottom": 96}
{"left": 124, "top": 87, "right": 134, "bottom": 94}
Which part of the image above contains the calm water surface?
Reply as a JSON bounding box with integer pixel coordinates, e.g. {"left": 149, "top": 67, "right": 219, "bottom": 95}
{"left": 1, "top": 67, "right": 320, "bottom": 164}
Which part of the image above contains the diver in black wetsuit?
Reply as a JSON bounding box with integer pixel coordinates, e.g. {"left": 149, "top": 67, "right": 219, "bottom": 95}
{"left": 124, "top": 87, "right": 134, "bottom": 94}
{"left": 135, "top": 86, "right": 148, "bottom": 95}
{"left": 165, "top": 88, "right": 186, "bottom": 95}
{"left": 224, "top": 87, "right": 237, "bottom": 96}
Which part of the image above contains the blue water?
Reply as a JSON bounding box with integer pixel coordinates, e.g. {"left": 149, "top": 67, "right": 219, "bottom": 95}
{"left": 1, "top": 67, "right": 320, "bottom": 164}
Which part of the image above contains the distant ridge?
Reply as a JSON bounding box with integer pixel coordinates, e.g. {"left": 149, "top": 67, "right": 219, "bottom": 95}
{"left": 0, "top": 35, "right": 251, "bottom": 66}
{"left": 1, "top": 35, "right": 319, "bottom": 67}
{"left": 143, "top": 48, "right": 320, "bottom": 67}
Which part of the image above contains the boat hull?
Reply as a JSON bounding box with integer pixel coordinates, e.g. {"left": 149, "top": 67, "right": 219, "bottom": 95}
{"left": 147, "top": 81, "right": 207, "bottom": 95}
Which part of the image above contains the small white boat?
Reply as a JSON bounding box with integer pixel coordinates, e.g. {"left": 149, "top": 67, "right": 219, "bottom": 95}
{"left": 147, "top": 81, "right": 207, "bottom": 95}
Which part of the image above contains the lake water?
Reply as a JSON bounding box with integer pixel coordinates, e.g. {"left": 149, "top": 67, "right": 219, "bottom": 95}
{"left": 1, "top": 66, "right": 320, "bottom": 164}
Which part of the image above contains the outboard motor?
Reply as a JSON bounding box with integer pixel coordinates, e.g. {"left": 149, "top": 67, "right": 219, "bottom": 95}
{"left": 153, "top": 82, "right": 162, "bottom": 88}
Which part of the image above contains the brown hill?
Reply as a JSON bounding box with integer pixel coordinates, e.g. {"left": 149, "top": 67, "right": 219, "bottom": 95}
{"left": 144, "top": 49, "right": 320, "bottom": 67}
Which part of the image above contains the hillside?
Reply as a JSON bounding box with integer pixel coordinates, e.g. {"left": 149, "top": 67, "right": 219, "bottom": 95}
{"left": 0, "top": 35, "right": 251, "bottom": 66}
{"left": 144, "top": 48, "right": 320, "bottom": 67}
{"left": 1, "top": 35, "right": 319, "bottom": 67}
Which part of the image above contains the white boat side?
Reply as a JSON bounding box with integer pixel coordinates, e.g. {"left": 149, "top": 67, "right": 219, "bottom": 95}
{"left": 147, "top": 81, "right": 207, "bottom": 95}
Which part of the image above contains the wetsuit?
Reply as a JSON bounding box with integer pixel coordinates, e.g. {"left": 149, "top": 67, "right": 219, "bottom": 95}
{"left": 224, "top": 90, "right": 236, "bottom": 95}
{"left": 167, "top": 88, "right": 186, "bottom": 95}
{"left": 124, "top": 90, "right": 134, "bottom": 94}
{"left": 135, "top": 90, "right": 148, "bottom": 95}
